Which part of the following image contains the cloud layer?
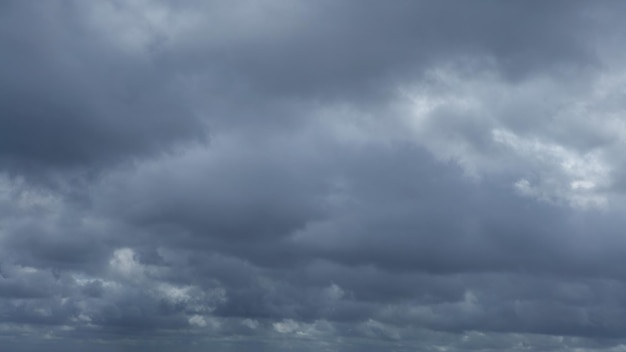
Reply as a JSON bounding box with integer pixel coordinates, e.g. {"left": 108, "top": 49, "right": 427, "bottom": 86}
{"left": 3, "top": 1, "right": 626, "bottom": 351}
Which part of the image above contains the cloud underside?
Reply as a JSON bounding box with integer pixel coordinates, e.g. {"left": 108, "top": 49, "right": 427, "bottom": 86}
{"left": 3, "top": 1, "right": 626, "bottom": 351}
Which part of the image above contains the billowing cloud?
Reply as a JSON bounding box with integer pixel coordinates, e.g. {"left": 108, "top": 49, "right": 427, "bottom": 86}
{"left": 3, "top": 1, "right": 626, "bottom": 351}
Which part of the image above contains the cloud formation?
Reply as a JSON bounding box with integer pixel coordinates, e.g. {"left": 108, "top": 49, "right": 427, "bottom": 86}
{"left": 3, "top": 1, "right": 626, "bottom": 351}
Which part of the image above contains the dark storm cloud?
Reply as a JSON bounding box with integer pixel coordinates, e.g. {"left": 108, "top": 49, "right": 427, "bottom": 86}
{"left": 0, "top": 1, "right": 206, "bottom": 173}
{"left": 97, "top": 137, "right": 626, "bottom": 279}
{"left": 4, "top": 1, "right": 626, "bottom": 351}
{"left": 160, "top": 0, "right": 600, "bottom": 100}
{"left": 0, "top": 0, "right": 607, "bottom": 175}
{"left": 81, "top": 137, "right": 626, "bottom": 339}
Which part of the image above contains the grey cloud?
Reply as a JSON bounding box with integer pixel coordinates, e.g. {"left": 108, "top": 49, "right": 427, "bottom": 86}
{"left": 161, "top": 0, "right": 601, "bottom": 99}
{"left": 0, "top": 1, "right": 206, "bottom": 174}
{"left": 4, "top": 1, "right": 626, "bottom": 351}
{"left": 81, "top": 138, "right": 626, "bottom": 338}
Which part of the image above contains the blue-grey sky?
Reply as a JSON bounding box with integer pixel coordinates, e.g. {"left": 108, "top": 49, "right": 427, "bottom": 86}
{"left": 3, "top": 1, "right": 626, "bottom": 351}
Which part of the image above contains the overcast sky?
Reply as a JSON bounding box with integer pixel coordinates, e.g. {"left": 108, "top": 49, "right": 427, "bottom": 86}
{"left": 3, "top": 1, "right": 626, "bottom": 351}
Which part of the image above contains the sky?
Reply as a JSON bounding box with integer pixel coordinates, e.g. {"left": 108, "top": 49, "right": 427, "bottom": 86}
{"left": 3, "top": 1, "right": 626, "bottom": 351}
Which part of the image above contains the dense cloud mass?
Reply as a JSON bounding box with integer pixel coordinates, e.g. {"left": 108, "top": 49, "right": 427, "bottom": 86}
{"left": 3, "top": 1, "right": 626, "bottom": 351}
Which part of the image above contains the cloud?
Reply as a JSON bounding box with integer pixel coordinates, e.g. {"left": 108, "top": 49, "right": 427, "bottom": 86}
{"left": 0, "top": 1, "right": 207, "bottom": 175}
{"left": 4, "top": 1, "right": 626, "bottom": 351}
